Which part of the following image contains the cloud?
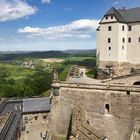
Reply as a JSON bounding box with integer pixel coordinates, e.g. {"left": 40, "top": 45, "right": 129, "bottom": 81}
{"left": 41, "top": 0, "right": 51, "bottom": 4}
{"left": 113, "top": 1, "right": 120, "bottom": 6}
{"left": 0, "top": 0, "right": 37, "bottom": 22}
{"left": 18, "top": 19, "right": 99, "bottom": 40}
{"left": 64, "top": 8, "right": 72, "bottom": 12}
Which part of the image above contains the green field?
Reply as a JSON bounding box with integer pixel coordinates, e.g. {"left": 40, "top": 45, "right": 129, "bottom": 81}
{"left": 66, "top": 56, "right": 96, "bottom": 61}
{"left": 58, "top": 65, "right": 71, "bottom": 81}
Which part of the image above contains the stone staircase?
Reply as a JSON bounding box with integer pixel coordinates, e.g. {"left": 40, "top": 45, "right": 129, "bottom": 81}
{"left": 69, "top": 107, "right": 105, "bottom": 140}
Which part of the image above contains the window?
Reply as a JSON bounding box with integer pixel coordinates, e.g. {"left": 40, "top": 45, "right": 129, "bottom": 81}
{"left": 128, "top": 37, "right": 131, "bottom": 43}
{"left": 105, "top": 104, "right": 109, "bottom": 114}
{"left": 122, "top": 26, "right": 125, "bottom": 31}
{"left": 122, "top": 46, "right": 124, "bottom": 49}
{"left": 128, "top": 25, "right": 132, "bottom": 31}
{"left": 122, "top": 38, "right": 125, "bottom": 43}
{"left": 108, "top": 38, "right": 111, "bottom": 43}
{"left": 109, "top": 47, "right": 111, "bottom": 50}
{"left": 108, "top": 26, "right": 112, "bottom": 31}
{"left": 106, "top": 16, "right": 108, "bottom": 20}
{"left": 127, "top": 91, "right": 130, "bottom": 95}
{"left": 24, "top": 117, "right": 28, "bottom": 124}
{"left": 43, "top": 116, "right": 46, "bottom": 119}
{"left": 34, "top": 116, "right": 38, "bottom": 120}
{"left": 139, "top": 37, "right": 140, "bottom": 42}
{"left": 111, "top": 16, "right": 113, "bottom": 19}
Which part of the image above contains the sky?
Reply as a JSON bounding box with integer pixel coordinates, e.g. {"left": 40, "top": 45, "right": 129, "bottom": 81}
{"left": 0, "top": 0, "right": 140, "bottom": 51}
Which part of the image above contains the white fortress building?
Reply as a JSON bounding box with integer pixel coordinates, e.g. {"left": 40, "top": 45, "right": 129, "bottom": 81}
{"left": 96, "top": 7, "right": 140, "bottom": 73}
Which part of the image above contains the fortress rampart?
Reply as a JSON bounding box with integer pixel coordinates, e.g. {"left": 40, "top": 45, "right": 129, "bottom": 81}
{"left": 50, "top": 82, "right": 140, "bottom": 140}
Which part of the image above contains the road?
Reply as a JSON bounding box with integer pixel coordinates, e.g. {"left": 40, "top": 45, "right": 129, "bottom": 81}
{"left": 67, "top": 67, "right": 101, "bottom": 85}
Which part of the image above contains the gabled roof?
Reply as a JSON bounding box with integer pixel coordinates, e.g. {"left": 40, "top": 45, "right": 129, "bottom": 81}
{"left": 105, "top": 7, "right": 125, "bottom": 22}
{"left": 119, "top": 7, "right": 140, "bottom": 23}
{"left": 23, "top": 97, "right": 51, "bottom": 113}
{"left": 101, "top": 7, "right": 140, "bottom": 24}
{"left": 105, "top": 7, "right": 118, "bottom": 15}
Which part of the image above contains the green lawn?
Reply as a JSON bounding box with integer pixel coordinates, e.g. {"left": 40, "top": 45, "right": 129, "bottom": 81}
{"left": 86, "top": 69, "right": 97, "bottom": 79}
{"left": 41, "top": 89, "right": 51, "bottom": 97}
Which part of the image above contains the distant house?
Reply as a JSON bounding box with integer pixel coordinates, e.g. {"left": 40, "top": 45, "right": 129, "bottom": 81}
{"left": 96, "top": 7, "right": 140, "bottom": 68}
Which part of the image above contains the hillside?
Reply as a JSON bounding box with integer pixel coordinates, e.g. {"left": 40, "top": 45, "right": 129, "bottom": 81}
{"left": 0, "top": 51, "right": 69, "bottom": 61}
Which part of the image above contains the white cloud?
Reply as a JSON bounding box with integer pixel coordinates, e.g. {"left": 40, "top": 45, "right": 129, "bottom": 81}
{"left": 41, "top": 0, "right": 51, "bottom": 4}
{"left": 0, "top": 0, "right": 37, "bottom": 22}
{"left": 113, "top": 1, "right": 120, "bottom": 5}
{"left": 64, "top": 8, "right": 72, "bottom": 11}
{"left": 18, "top": 19, "right": 99, "bottom": 40}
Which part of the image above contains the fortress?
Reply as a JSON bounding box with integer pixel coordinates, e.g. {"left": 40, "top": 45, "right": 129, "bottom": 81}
{"left": 49, "top": 7, "right": 140, "bottom": 140}
{"left": 96, "top": 7, "right": 140, "bottom": 78}
{"left": 0, "top": 6, "right": 140, "bottom": 140}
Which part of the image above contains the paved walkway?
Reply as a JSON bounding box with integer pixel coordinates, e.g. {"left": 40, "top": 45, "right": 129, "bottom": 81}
{"left": 19, "top": 124, "right": 48, "bottom": 140}
{"left": 67, "top": 67, "right": 101, "bottom": 85}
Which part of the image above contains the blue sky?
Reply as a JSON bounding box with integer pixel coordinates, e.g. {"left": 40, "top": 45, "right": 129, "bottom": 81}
{"left": 0, "top": 0, "right": 140, "bottom": 51}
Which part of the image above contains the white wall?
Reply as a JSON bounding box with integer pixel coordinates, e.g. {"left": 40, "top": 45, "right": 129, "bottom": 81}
{"left": 97, "top": 20, "right": 140, "bottom": 66}
{"left": 101, "top": 15, "right": 117, "bottom": 23}
{"left": 117, "top": 23, "right": 127, "bottom": 62}
{"left": 97, "top": 22, "right": 119, "bottom": 62}
{"left": 127, "top": 23, "right": 140, "bottom": 64}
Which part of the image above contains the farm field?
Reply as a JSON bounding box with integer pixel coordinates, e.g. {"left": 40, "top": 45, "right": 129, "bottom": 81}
{"left": 41, "top": 58, "right": 65, "bottom": 63}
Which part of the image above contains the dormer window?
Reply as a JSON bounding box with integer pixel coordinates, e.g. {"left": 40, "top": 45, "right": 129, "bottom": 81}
{"left": 106, "top": 16, "right": 108, "bottom": 20}
{"left": 111, "top": 16, "right": 113, "bottom": 19}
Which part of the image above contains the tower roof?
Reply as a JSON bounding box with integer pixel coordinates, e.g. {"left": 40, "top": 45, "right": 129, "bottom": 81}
{"left": 102, "top": 7, "right": 140, "bottom": 23}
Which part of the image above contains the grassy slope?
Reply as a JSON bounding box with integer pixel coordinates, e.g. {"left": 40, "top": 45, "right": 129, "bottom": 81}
{"left": 58, "top": 65, "right": 71, "bottom": 81}
{"left": 86, "top": 69, "right": 97, "bottom": 79}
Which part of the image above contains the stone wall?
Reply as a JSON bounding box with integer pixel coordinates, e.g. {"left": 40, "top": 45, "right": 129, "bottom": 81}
{"left": 97, "top": 61, "right": 140, "bottom": 79}
{"left": 23, "top": 113, "right": 50, "bottom": 125}
{"left": 50, "top": 83, "right": 140, "bottom": 140}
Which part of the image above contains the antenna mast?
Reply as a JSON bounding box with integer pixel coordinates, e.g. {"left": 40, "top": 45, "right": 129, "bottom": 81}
{"left": 121, "top": 0, "right": 125, "bottom": 9}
